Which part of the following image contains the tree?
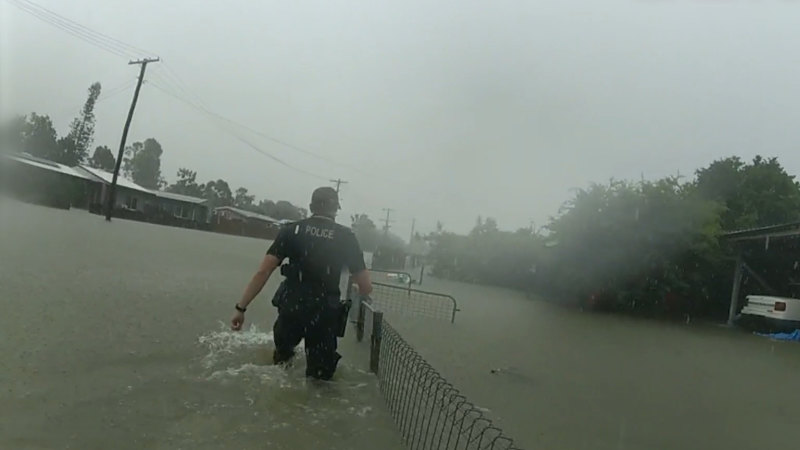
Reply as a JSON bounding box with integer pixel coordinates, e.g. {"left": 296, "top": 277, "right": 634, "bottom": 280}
{"left": 0, "top": 115, "right": 27, "bottom": 153}
{"left": 20, "top": 113, "right": 59, "bottom": 160}
{"left": 234, "top": 187, "right": 256, "bottom": 210}
{"left": 122, "top": 142, "right": 143, "bottom": 178}
{"left": 123, "top": 138, "right": 164, "bottom": 189}
{"left": 203, "top": 179, "right": 234, "bottom": 209}
{"left": 166, "top": 168, "right": 204, "bottom": 197}
{"left": 351, "top": 213, "right": 380, "bottom": 251}
{"left": 256, "top": 199, "right": 277, "bottom": 217}
{"left": 88, "top": 145, "right": 115, "bottom": 171}
{"left": 273, "top": 200, "right": 303, "bottom": 221}
{"left": 694, "top": 156, "right": 800, "bottom": 230}
{"left": 58, "top": 82, "right": 102, "bottom": 165}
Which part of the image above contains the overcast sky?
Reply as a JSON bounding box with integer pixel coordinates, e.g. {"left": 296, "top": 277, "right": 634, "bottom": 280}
{"left": 3, "top": 0, "right": 800, "bottom": 237}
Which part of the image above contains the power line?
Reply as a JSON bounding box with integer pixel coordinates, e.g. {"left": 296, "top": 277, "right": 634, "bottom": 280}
{"left": 148, "top": 80, "right": 327, "bottom": 180}
{"left": 151, "top": 65, "right": 208, "bottom": 112}
{"left": 161, "top": 61, "right": 209, "bottom": 109}
{"left": 147, "top": 72, "right": 374, "bottom": 177}
{"left": 6, "top": 0, "right": 154, "bottom": 58}
{"left": 147, "top": 80, "right": 329, "bottom": 181}
{"left": 56, "top": 78, "right": 137, "bottom": 118}
{"left": 147, "top": 73, "right": 342, "bottom": 182}
{"left": 16, "top": 0, "right": 153, "bottom": 55}
{"left": 7, "top": 0, "right": 128, "bottom": 57}
{"left": 6, "top": 0, "right": 470, "bottom": 210}
{"left": 11, "top": 2, "right": 423, "bottom": 190}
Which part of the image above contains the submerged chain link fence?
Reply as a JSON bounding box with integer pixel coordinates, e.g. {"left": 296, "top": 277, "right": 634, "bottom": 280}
{"left": 352, "top": 285, "right": 521, "bottom": 450}
{"left": 370, "top": 282, "right": 459, "bottom": 323}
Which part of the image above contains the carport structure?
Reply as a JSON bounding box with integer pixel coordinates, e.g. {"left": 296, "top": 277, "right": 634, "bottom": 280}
{"left": 723, "top": 221, "right": 800, "bottom": 325}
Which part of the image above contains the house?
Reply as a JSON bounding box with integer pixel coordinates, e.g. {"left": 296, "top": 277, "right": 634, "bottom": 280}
{"left": 74, "top": 165, "right": 208, "bottom": 227}
{"left": 1, "top": 153, "right": 98, "bottom": 209}
{"left": 212, "top": 206, "right": 284, "bottom": 239}
{"left": 2, "top": 153, "right": 208, "bottom": 228}
{"left": 154, "top": 191, "right": 209, "bottom": 223}
{"left": 74, "top": 165, "right": 156, "bottom": 213}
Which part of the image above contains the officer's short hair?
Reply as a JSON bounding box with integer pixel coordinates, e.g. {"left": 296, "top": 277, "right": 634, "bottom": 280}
{"left": 310, "top": 187, "right": 340, "bottom": 214}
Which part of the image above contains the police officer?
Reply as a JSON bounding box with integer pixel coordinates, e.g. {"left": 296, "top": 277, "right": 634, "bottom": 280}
{"left": 230, "top": 187, "right": 373, "bottom": 380}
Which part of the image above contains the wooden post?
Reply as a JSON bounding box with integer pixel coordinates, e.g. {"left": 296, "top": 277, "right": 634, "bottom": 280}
{"left": 370, "top": 311, "right": 383, "bottom": 374}
{"left": 727, "top": 252, "right": 745, "bottom": 326}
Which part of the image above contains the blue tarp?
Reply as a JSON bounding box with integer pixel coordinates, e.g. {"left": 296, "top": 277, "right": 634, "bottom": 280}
{"left": 756, "top": 329, "right": 800, "bottom": 342}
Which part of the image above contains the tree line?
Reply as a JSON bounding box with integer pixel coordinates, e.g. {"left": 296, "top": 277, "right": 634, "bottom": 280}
{"left": 350, "top": 213, "right": 406, "bottom": 252}
{"left": 2, "top": 82, "right": 110, "bottom": 168}
{"left": 427, "top": 156, "right": 800, "bottom": 320}
{"left": 1, "top": 81, "right": 165, "bottom": 187}
{"left": 164, "top": 168, "right": 307, "bottom": 221}
{"left": 1, "top": 82, "right": 307, "bottom": 221}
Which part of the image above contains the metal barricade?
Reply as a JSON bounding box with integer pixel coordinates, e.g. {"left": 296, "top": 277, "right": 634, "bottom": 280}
{"left": 370, "top": 269, "right": 416, "bottom": 290}
{"left": 371, "top": 282, "right": 459, "bottom": 323}
{"left": 353, "top": 296, "right": 521, "bottom": 450}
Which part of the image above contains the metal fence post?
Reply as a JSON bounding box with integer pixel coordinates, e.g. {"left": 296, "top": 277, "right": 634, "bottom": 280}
{"left": 370, "top": 311, "right": 383, "bottom": 374}
{"left": 356, "top": 301, "right": 365, "bottom": 342}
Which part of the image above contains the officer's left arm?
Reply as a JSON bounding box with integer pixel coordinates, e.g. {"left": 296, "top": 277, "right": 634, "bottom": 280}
{"left": 345, "top": 230, "right": 373, "bottom": 295}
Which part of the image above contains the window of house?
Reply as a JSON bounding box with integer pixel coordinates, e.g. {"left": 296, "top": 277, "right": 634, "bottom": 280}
{"left": 126, "top": 196, "right": 138, "bottom": 210}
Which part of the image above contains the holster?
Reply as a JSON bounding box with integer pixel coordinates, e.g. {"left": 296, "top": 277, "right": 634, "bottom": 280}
{"left": 271, "top": 280, "right": 289, "bottom": 307}
{"left": 335, "top": 298, "right": 352, "bottom": 337}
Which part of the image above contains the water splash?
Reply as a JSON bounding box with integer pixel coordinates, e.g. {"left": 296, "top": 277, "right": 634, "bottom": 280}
{"left": 197, "top": 322, "right": 303, "bottom": 370}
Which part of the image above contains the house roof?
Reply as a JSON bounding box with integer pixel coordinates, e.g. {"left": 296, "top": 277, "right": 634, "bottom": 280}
{"left": 154, "top": 191, "right": 207, "bottom": 205}
{"left": 6, "top": 153, "right": 218, "bottom": 207}
{"left": 3, "top": 153, "right": 96, "bottom": 181}
{"left": 76, "top": 167, "right": 206, "bottom": 204}
{"left": 75, "top": 165, "right": 155, "bottom": 195}
{"left": 213, "top": 206, "right": 283, "bottom": 224}
{"left": 722, "top": 221, "right": 800, "bottom": 242}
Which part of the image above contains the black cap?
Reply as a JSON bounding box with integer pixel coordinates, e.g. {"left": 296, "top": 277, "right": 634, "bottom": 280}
{"left": 310, "top": 187, "right": 340, "bottom": 211}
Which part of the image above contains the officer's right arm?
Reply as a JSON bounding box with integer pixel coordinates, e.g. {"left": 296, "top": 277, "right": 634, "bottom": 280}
{"left": 234, "top": 226, "right": 290, "bottom": 314}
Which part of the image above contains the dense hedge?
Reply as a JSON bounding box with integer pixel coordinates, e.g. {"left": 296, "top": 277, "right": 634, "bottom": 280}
{"left": 427, "top": 156, "right": 800, "bottom": 320}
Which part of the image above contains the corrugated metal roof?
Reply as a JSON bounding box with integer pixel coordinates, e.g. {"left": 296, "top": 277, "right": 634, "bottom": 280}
{"left": 213, "top": 206, "right": 283, "bottom": 224}
{"left": 722, "top": 221, "right": 800, "bottom": 241}
{"left": 6, "top": 153, "right": 221, "bottom": 207}
{"left": 74, "top": 166, "right": 155, "bottom": 195}
{"left": 3, "top": 153, "right": 96, "bottom": 181}
{"left": 155, "top": 191, "right": 207, "bottom": 204}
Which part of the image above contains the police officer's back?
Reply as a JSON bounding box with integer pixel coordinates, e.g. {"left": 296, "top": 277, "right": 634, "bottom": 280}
{"left": 230, "top": 187, "right": 373, "bottom": 380}
{"left": 269, "top": 214, "right": 364, "bottom": 310}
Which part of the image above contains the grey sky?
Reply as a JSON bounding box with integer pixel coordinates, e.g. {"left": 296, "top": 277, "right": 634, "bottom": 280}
{"left": 3, "top": 0, "right": 800, "bottom": 237}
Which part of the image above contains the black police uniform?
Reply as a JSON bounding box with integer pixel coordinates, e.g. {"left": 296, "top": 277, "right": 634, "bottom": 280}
{"left": 266, "top": 215, "right": 366, "bottom": 380}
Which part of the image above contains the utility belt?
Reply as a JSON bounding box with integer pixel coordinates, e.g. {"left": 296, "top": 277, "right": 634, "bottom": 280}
{"left": 274, "top": 264, "right": 352, "bottom": 337}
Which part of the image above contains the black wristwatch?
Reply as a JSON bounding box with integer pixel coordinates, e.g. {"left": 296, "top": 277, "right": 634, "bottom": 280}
{"left": 235, "top": 304, "right": 247, "bottom": 313}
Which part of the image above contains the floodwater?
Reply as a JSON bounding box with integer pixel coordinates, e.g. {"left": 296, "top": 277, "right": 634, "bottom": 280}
{"left": 391, "top": 278, "right": 800, "bottom": 450}
{"left": 0, "top": 199, "right": 401, "bottom": 450}
{"left": 2, "top": 199, "right": 799, "bottom": 450}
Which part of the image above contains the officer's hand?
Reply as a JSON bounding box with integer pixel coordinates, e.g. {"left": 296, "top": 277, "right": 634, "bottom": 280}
{"left": 231, "top": 311, "right": 245, "bottom": 331}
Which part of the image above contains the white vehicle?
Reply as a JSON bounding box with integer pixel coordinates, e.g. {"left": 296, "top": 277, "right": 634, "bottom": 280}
{"left": 738, "top": 295, "right": 800, "bottom": 332}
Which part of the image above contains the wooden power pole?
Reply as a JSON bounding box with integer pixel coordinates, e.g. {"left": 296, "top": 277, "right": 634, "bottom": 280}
{"left": 330, "top": 178, "right": 348, "bottom": 193}
{"left": 105, "top": 57, "right": 159, "bottom": 221}
{"left": 381, "top": 208, "right": 394, "bottom": 235}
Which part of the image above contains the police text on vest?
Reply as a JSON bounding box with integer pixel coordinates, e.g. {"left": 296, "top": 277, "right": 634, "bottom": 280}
{"left": 306, "top": 225, "right": 335, "bottom": 239}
